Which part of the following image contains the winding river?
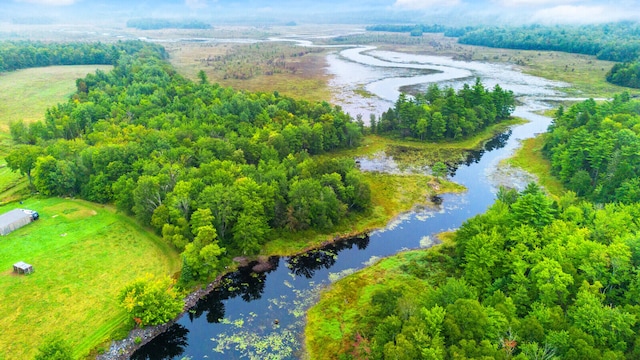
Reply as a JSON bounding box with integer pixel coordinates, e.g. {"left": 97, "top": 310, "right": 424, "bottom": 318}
{"left": 132, "top": 40, "right": 569, "bottom": 359}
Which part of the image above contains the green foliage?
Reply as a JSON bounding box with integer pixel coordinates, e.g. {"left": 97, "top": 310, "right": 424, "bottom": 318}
{"left": 118, "top": 274, "right": 183, "bottom": 326}
{"left": 306, "top": 185, "right": 640, "bottom": 359}
{"left": 4, "top": 144, "right": 43, "bottom": 185}
{"left": 375, "top": 79, "right": 515, "bottom": 141}
{"left": 607, "top": 61, "right": 640, "bottom": 88}
{"left": 458, "top": 22, "right": 640, "bottom": 63}
{"left": 543, "top": 94, "right": 640, "bottom": 203}
{"left": 431, "top": 162, "right": 448, "bottom": 180}
{"left": 34, "top": 337, "right": 73, "bottom": 360}
{"left": 13, "top": 49, "right": 370, "bottom": 282}
{"left": 0, "top": 40, "right": 166, "bottom": 73}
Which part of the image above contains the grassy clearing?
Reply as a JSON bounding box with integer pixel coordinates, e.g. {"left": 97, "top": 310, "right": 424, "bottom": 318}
{"left": 505, "top": 135, "right": 565, "bottom": 199}
{"left": 0, "top": 197, "right": 180, "bottom": 360}
{"left": 166, "top": 43, "right": 332, "bottom": 102}
{"left": 0, "top": 65, "right": 113, "bottom": 132}
{"left": 0, "top": 65, "right": 109, "bottom": 203}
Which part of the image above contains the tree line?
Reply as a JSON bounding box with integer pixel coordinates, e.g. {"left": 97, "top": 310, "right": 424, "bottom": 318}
{"left": 457, "top": 22, "right": 640, "bottom": 63}
{"left": 543, "top": 94, "right": 640, "bottom": 203}
{"left": 365, "top": 23, "right": 474, "bottom": 38}
{"left": 126, "top": 18, "right": 211, "bottom": 30}
{"left": 367, "top": 22, "right": 640, "bottom": 88}
{"left": 368, "top": 22, "right": 640, "bottom": 63}
{"left": 0, "top": 40, "right": 167, "bottom": 72}
{"left": 5, "top": 44, "right": 371, "bottom": 285}
{"left": 607, "top": 61, "right": 640, "bottom": 88}
{"left": 372, "top": 79, "right": 515, "bottom": 141}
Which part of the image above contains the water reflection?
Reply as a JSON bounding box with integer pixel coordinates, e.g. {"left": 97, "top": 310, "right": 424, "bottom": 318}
{"left": 130, "top": 324, "right": 189, "bottom": 360}
{"left": 459, "top": 129, "right": 513, "bottom": 169}
{"left": 287, "top": 235, "right": 370, "bottom": 279}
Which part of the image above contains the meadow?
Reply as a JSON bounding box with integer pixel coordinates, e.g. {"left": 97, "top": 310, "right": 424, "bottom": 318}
{"left": 0, "top": 197, "right": 180, "bottom": 359}
{"left": 0, "top": 65, "right": 113, "bottom": 131}
{"left": 0, "top": 65, "right": 112, "bottom": 204}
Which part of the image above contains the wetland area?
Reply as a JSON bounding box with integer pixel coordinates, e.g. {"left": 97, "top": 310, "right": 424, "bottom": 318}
{"left": 128, "top": 32, "right": 574, "bottom": 360}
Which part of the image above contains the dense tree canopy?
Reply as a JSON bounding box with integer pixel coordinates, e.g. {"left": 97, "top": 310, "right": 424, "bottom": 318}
{"left": 373, "top": 79, "right": 515, "bottom": 140}
{"left": 543, "top": 93, "right": 640, "bottom": 203}
{"left": 308, "top": 185, "right": 640, "bottom": 359}
{"left": 607, "top": 61, "right": 640, "bottom": 88}
{"left": 5, "top": 43, "right": 370, "bottom": 283}
{"left": 308, "top": 92, "right": 640, "bottom": 359}
{"left": 0, "top": 40, "right": 166, "bottom": 72}
{"left": 457, "top": 22, "right": 640, "bottom": 63}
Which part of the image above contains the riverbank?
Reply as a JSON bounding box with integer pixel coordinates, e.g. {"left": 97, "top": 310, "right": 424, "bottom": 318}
{"left": 96, "top": 172, "right": 464, "bottom": 360}
{"left": 106, "top": 115, "right": 530, "bottom": 359}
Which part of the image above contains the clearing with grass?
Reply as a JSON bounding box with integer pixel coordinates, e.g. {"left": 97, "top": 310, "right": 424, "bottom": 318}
{"left": 0, "top": 197, "right": 180, "bottom": 359}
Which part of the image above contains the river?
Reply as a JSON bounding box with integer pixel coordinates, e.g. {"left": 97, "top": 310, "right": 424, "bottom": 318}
{"left": 132, "top": 40, "right": 569, "bottom": 360}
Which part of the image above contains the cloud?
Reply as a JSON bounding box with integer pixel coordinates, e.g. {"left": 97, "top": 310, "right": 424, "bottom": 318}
{"left": 393, "top": 0, "right": 460, "bottom": 9}
{"left": 531, "top": 5, "right": 635, "bottom": 23}
{"left": 14, "top": 0, "right": 78, "bottom": 5}
{"left": 185, "top": 0, "right": 208, "bottom": 9}
{"left": 495, "top": 0, "right": 578, "bottom": 6}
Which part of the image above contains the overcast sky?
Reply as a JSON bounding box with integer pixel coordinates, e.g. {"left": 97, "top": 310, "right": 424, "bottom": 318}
{"left": 5, "top": 0, "right": 640, "bottom": 25}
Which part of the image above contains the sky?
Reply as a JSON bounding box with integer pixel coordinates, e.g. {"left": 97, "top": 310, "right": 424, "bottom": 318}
{"left": 4, "top": 0, "right": 640, "bottom": 25}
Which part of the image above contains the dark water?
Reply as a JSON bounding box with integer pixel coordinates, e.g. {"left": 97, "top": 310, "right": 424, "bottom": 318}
{"left": 133, "top": 44, "right": 565, "bottom": 360}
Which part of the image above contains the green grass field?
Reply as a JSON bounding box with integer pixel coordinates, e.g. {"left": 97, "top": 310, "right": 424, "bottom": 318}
{"left": 0, "top": 65, "right": 111, "bottom": 203}
{"left": 0, "top": 197, "right": 180, "bottom": 359}
{"left": 0, "top": 65, "right": 112, "bottom": 131}
{"left": 506, "top": 135, "right": 565, "bottom": 199}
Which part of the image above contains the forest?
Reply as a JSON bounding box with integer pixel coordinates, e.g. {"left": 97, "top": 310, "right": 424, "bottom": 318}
{"left": 0, "top": 40, "right": 167, "bottom": 72}
{"left": 309, "top": 184, "right": 640, "bottom": 360}
{"left": 457, "top": 23, "right": 640, "bottom": 63}
{"left": 5, "top": 43, "right": 371, "bottom": 284}
{"left": 368, "top": 22, "right": 640, "bottom": 63}
{"left": 373, "top": 79, "right": 515, "bottom": 140}
{"left": 607, "top": 61, "right": 640, "bottom": 88}
{"left": 307, "top": 96, "right": 640, "bottom": 359}
{"left": 543, "top": 94, "right": 640, "bottom": 203}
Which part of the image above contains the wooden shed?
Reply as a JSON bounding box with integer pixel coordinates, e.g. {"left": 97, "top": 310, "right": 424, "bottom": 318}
{"left": 13, "top": 261, "right": 33, "bottom": 275}
{"left": 0, "top": 209, "right": 38, "bottom": 235}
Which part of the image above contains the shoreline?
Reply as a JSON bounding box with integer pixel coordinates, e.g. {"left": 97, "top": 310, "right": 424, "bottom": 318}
{"left": 94, "top": 181, "right": 459, "bottom": 359}
{"left": 95, "top": 228, "right": 374, "bottom": 360}
{"left": 93, "top": 124, "right": 516, "bottom": 359}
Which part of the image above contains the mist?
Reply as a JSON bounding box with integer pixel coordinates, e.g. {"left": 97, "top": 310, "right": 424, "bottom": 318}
{"left": 3, "top": 0, "right": 640, "bottom": 26}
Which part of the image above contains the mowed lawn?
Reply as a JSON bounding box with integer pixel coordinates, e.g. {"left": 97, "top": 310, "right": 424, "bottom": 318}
{"left": 0, "top": 197, "right": 180, "bottom": 359}
{"left": 0, "top": 65, "right": 112, "bottom": 131}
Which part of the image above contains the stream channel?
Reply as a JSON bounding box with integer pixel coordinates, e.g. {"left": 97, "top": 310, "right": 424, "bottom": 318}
{"left": 132, "top": 37, "right": 571, "bottom": 359}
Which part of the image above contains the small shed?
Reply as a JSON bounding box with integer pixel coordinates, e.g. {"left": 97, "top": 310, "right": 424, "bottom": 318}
{"left": 0, "top": 209, "right": 37, "bottom": 236}
{"left": 13, "top": 261, "right": 33, "bottom": 275}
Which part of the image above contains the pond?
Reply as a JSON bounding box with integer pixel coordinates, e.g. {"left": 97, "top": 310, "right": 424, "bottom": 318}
{"left": 132, "top": 38, "right": 570, "bottom": 360}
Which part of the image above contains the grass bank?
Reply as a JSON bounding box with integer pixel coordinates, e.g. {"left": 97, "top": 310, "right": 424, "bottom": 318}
{"left": 0, "top": 197, "right": 180, "bottom": 359}
{"left": 505, "top": 134, "right": 565, "bottom": 199}
{"left": 305, "top": 236, "right": 455, "bottom": 359}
